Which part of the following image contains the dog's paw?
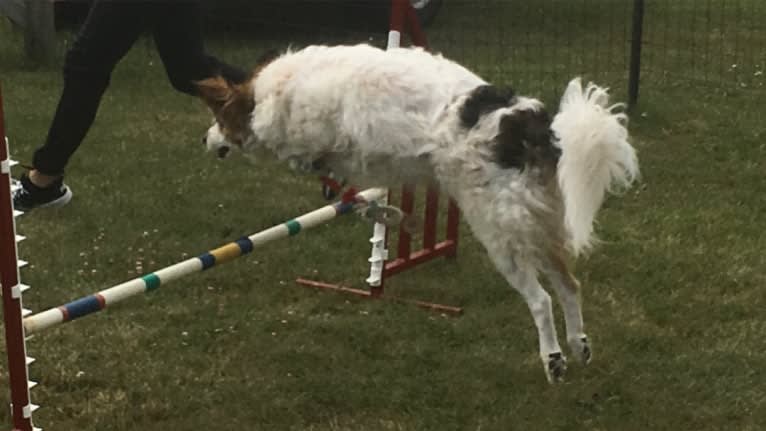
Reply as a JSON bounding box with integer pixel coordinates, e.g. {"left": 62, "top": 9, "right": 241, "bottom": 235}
{"left": 568, "top": 335, "right": 592, "bottom": 365}
{"left": 543, "top": 352, "right": 568, "bottom": 383}
{"left": 322, "top": 182, "right": 339, "bottom": 200}
{"left": 320, "top": 171, "right": 346, "bottom": 201}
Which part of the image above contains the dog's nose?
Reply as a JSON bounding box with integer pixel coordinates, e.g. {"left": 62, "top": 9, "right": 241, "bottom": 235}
{"left": 202, "top": 135, "right": 207, "bottom": 146}
{"left": 217, "top": 146, "right": 230, "bottom": 158}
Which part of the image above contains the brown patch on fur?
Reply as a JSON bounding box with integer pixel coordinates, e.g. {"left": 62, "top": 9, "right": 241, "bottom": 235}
{"left": 495, "top": 108, "right": 560, "bottom": 173}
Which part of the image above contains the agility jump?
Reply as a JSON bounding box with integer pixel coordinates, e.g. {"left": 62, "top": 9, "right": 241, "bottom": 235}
{"left": 21, "top": 187, "right": 387, "bottom": 335}
{"left": 1, "top": 2, "right": 462, "bottom": 429}
{"left": 2, "top": 134, "right": 393, "bottom": 430}
{"left": 2, "top": 97, "right": 454, "bottom": 431}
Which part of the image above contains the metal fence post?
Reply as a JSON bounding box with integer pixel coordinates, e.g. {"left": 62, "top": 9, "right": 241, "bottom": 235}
{"left": 628, "top": 0, "right": 645, "bottom": 108}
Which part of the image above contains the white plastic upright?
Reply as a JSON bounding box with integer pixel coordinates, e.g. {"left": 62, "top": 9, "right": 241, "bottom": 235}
{"left": 365, "top": 29, "right": 403, "bottom": 288}
{"left": 366, "top": 220, "right": 389, "bottom": 286}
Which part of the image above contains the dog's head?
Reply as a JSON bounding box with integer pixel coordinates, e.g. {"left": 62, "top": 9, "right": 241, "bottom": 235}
{"left": 197, "top": 76, "right": 256, "bottom": 158}
{"left": 196, "top": 50, "right": 280, "bottom": 158}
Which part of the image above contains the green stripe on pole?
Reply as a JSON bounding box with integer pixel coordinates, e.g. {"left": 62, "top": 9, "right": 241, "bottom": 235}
{"left": 143, "top": 274, "right": 161, "bottom": 291}
{"left": 285, "top": 220, "right": 301, "bottom": 236}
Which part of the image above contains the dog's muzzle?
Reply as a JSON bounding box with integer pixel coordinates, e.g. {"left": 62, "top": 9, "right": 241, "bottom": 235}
{"left": 204, "top": 124, "right": 232, "bottom": 159}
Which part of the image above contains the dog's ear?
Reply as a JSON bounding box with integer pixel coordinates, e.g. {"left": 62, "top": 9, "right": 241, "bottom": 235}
{"left": 221, "top": 81, "right": 255, "bottom": 127}
{"left": 196, "top": 77, "right": 254, "bottom": 120}
{"left": 196, "top": 76, "right": 234, "bottom": 113}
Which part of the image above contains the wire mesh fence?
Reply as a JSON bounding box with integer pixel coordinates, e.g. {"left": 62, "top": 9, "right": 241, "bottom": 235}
{"left": 642, "top": 0, "right": 765, "bottom": 92}
{"left": 423, "top": 0, "right": 634, "bottom": 102}
{"left": 7, "top": 1, "right": 763, "bottom": 109}
{"left": 203, "top": 0, "right": 765, "bottom": 109}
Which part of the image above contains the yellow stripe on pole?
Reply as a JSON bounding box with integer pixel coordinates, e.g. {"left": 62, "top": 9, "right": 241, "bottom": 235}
{"left": 210, "top": 242, "right": 243, "bottom": 265}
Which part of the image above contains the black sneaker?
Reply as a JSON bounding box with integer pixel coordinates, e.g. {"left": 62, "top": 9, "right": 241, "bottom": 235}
{"left": 12, "top": 174, "right": 72, "bottom": 212}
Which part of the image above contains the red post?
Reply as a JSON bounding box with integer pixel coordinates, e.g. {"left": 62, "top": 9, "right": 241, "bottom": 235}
{"left": 383, "top": 0, "right": 459, "bottom": 274}
{"left": 404, "top": 2, "right": 429, "bottom": 49}
{"left": 423, "top": 186, "right": 439, "bottom": 250}
{"left": 445, "top": 200, "right": 460, "bottom": 258}
{"left": 389, "top": 0, "right": 408, "bottom": 34}
{"left": 395, "top": 185, "right": 415, "bottom": 262}
{"left": 296, "top": 0, "right": 462, "bottom": 314}
{"left": 0, "top": 86, "right": 35, "bottom": 431}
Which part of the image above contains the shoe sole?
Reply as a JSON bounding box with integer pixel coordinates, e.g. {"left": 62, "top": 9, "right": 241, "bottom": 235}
{"left": 36, "top": 186, "right": 73, "bottom": 210}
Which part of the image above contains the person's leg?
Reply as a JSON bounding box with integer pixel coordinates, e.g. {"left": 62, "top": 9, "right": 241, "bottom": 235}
{"left": 29, "top": 1, "right": 150, "bottom": 184}
{"left": 152, "top": 1, "right": 248, "bottom": 96}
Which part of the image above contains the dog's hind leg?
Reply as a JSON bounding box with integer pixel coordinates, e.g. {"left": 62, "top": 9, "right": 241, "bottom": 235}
{"left": 486, "top": 253, "right": 567, "bottom": 383}
{"left": 543, "top": 250, "right": 591, "bottom": 365}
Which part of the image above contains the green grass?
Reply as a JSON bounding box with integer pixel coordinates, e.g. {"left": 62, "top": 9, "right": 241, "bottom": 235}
{"left": 1, "top": 2, "right": 766, "bottom": 430}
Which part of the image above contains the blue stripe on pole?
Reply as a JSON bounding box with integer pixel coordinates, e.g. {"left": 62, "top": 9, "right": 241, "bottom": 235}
{"left": 63, "top": 295, "right": 104, "bottom": 320}
{"left": 198, "top": 253, "right": 216, "bottom": 270}
{"left": 235, "top": 237, "right": 254, "bottom": 254}
{"left": 334, "top": 201, "right": 355, "bottom": 215}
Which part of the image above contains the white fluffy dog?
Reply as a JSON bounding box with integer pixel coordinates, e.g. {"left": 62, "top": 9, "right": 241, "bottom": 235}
{"left": 197, "top": 44, "right": 639, "bottom": 383}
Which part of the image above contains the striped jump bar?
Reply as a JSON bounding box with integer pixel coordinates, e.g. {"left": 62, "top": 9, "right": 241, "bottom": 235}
{"left": 23, "top": 188, "right": 386, "bottom": 335}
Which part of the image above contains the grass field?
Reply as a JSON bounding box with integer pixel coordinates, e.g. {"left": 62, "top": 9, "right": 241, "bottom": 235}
{"left": 1, "top": 2, "right": 765, "bottom": 430}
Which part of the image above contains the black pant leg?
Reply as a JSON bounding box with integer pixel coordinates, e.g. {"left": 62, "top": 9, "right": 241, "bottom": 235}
{"left": 152, "top": 1, "right": 248, "bottom": 96}
{"left": 32, "top": 1, "right": 150, "bottom": 176}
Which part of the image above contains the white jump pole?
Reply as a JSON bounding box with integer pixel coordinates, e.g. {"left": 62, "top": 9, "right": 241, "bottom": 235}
{"left": 23, "top": 188, "right": 387, "bottom": 335}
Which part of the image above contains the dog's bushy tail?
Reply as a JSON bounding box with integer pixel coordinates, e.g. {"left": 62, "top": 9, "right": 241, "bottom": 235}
{"left": 551, "top": 78, "right": 639, "bottom": 256}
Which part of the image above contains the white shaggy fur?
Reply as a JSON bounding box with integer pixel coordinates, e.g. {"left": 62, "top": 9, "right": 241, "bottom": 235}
{"left": 552, "top": 79, "right": 640, "bottom": 255}
{"left": 244, "top": 45, "right": 486, "bottom": 187}
{"left": 202, "top": 44, "right": 639, "bottom": 382}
